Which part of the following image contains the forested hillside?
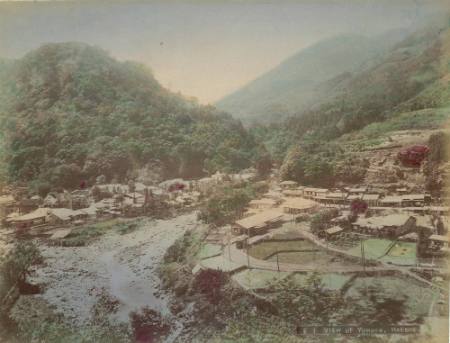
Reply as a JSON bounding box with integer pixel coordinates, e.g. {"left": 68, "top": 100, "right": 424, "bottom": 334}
{"left": 0, "top": 43, "right": 262, "bottom": 191}
{"left": 216, "top": 30, "right": 408, "bottom": 124}
{"left": 256, "top": 19, "right": 450, "bottom": 187}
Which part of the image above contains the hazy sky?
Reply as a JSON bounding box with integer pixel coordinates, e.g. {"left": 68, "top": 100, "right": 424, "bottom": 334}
{"left": 0, "top": 1, "right": 446, "bottom": 103}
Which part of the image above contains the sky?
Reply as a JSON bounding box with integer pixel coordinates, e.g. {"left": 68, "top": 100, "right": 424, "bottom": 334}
{"left": 0, "top": 1, "right": 446, "bottom": 104}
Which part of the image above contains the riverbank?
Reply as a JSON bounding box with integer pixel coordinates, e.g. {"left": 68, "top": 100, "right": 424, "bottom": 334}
{"left": 7, "top": 212, "right": 206, "bottom": 342}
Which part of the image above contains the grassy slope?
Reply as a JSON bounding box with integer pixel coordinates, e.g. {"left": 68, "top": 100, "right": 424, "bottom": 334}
{"left": 274, "top": 22, "right": 450, "bottom": 185}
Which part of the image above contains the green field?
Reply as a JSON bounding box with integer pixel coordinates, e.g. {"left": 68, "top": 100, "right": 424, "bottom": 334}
{"left": 381, "top": 241, "right": 417, "bottom": 265}
{"left": 346, "top": 239, "right": 394, "bottom": 260}
{"left": 346, "top": 239, "right": 417, "bottom": 265}
{"left": 266, "top": 251, "right": 334, "bottom": 266}
{"left": 197, "top": 243, "right": 222, "bottom": 259}
{"left": 249, "top": 240, "right": 319, "bottom": 260}
{"left": 200, "top": 255, "right": 245, "bottom": 273}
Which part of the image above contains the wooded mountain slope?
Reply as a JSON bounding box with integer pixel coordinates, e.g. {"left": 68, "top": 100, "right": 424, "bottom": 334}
{"left": 256, "top": 20, "right": 450, "bottom": 187}
{"left": 216, "top": 30, "right": 408, "bottom": 124}
{"left": 0, "top": 43, "right": 261, "bottom": 191}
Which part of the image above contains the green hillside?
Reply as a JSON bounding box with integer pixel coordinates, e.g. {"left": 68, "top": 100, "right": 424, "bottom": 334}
{"left": 260, "top": 21, "right": 450, "bottom": 186}
{"left": 216, "top": 30, "right": 408, "bottom": 124}
{"left": 0, "top": 43, "right": 261, "bottom": 191}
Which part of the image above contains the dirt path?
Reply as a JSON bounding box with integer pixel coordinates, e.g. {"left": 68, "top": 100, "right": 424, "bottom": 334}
{"left": 29, "top": 212, "right": 203, "bottom": 328}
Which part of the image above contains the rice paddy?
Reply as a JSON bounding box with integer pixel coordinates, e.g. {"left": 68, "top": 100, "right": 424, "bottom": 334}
{"left": 346, "top": 238, "right": 417, "bottom": 265}
{"left": 248, "top": 239, "right": 319, "bottom": 260}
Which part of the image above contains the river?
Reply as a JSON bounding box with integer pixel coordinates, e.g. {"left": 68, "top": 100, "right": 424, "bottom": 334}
{"left": 29, "top": 212, "right": 203, "bottom": 341}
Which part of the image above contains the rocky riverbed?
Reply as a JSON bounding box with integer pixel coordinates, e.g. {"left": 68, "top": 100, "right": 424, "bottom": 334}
{"left": 26, "top": 212, "right": 204, "bottom": 339}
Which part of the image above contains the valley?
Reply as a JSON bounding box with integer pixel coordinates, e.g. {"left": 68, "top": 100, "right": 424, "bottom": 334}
{"left": 0, "top": 4, "right": 450, "bottom": 343}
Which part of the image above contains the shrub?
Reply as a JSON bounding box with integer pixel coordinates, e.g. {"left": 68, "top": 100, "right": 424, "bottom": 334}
{"left": 129, "top": 307, "right": 170, "bottom": 343}
{"left": 193, "top": 269, "right": 227, "bottom": 305}
{"left": 197, "top": 184, "right": 256, "bottom": 226}
{"left": 310, "top": 208, "right": 339, "bottom": 233}
{"left": 0, "top": 241, "right": 43, "bottom": 292}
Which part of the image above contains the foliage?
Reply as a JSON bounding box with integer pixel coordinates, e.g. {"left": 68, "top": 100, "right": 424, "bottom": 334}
{"left": 13, "top": 288, "right": 130, "bottom": 343}
{"left": 60, "top": 226, "right": 105, "bottom": 247}
{"left": 217, "top": 33, "right": 407, "bottom": 124}
{"left": 271, "top": 273, "right": 347, "bottom": 325}
{"left": 164, "top": 230, "right": 196, "bottom": 264}
{"left": 349, "top": 108, "right": 450, "bottom": 140}
{"left": 333, "top": 156, "right": 369, "bottom": 184}
{"left": 310, "top": 208, "right": 339, "bottom": 233}
{"left": 59, "top": 219, "right": 136, "bottom": 246}
{"left": 129, "top": 307, "right": 170, "bottom": 343}
{"left": 351, "top": 284, "right": 409, "bottom": 326}
{"left": 257, "top": 23, "right": 449, "bottom": 182}
{"left": 116, "top": 222, "right": 138, "bottom": 235}
{"left": 427, "top": 131, "right": 449, "bottom": 164}
{"left": 0, "top": 43, "right": 260, "bottom": 190}
{"left": 193, "top": 269, "right": 227, "bottom": 305}
{"left": 423, "top": 131, "right": 450, "bottom": 195}
{"left": 0, "top": 241, "right": 43, "bottom": 293}
{"left": 197, "top": 183, "right": 259, "bottom": 226}
{"left": 254, "top": 149, "right": 273, "bottom": 178}
{"left": 279, "top": 141, "right": 369, "bottom": 187}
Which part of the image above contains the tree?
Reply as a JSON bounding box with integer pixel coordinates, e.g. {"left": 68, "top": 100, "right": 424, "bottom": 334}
{"left": 129, "top": 307, "right": 170, "bottom": 343}
{"left": 50, "top": 164, "right": 83, "bottom": 190}
{"left": 0, "top": 42, "right": 258, "bottom": 189}
{"left": 0, "top": 241, "right": 43, "bottom": 295}
{"left": 254, "top": 153, "right": 272, "bottom": 178}
{"left": 279, "top": 146, "right": 304, "bottom": 181}
{"left": 193, "top": 269, "right": 227, "bottom": 305}
{"left": 310, "top": 208, "right": 339, "bottom": 233}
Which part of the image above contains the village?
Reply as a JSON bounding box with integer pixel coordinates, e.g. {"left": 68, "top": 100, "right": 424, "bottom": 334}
{"left": 0, "top": 171, "right": 254, "bottom": 243}
{"left": 0, "top": 157, "right": 449, "bottom": 276}
{"left": 0, "top": 140, "right": 449, "bottom": 340}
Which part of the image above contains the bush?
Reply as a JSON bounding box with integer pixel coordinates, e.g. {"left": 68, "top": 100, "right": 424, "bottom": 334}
{"left": 13, "top": 289, "right": 130, "bottom": 343}
{"left": 197, "top": 184, "right": 258, "bottom": 226}
{"left": 310, "top": 208, "right": 339, "bottom": 233}
{"left": 60, "top": 227, "right": 104, "bottom": 247}
{"left": 117, "top": 222, "right": 138, "bottom": 235}
{"left": 0, "top": 241, "right": 43, "bottom": 292}
{"left": 193, "top": 269, "right": 227, "bottom": 305}
{"left": 129, "top": 307, "right": 170, "bottom": 343}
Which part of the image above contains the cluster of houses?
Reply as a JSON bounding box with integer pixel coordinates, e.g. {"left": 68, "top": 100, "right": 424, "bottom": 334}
{"left": 278, "top": 181, "right": 446, "bottom": 213}
{"left": 0, "top": 169, "right": 259, "bottom": 232}
{"left": 229, "top": 180, "right": 449, "bottom": 256}
{"left": 0, "top": 181, "right": 172, "bottom": 230}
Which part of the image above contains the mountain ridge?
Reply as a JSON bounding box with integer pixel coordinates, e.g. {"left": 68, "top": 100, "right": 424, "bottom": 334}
{"left": 216, "top": 29, "right": 410, "bottom": 124}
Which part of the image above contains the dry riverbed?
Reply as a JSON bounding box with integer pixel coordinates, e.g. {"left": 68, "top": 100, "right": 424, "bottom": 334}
{"left": 27, "top": 212, "right": 204, "bottom": 331}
